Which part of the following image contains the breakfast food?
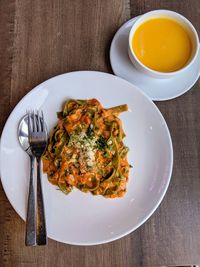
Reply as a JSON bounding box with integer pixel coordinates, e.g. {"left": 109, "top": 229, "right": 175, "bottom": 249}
{"left": 43, "top": 99, "right": 131, "bottom": 198}
{"left": 132, "top": 17, "right": 192, "bottom": 72}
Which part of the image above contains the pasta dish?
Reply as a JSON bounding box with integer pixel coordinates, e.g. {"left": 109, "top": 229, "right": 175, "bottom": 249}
{"left": 43, "top": 99, "right": 131, "bottom": 198}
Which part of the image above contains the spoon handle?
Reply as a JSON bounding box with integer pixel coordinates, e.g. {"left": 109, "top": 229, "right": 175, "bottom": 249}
{"left": 25, "top": 155, "right": 36, "bottom": 246}
{"left": 36, "top": 158, "right": 47, "bottom": 245}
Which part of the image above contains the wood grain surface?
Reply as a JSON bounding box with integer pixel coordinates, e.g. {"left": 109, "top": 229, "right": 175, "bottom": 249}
{"left": 0, "top": 0, "right": 200, "bottom": 266}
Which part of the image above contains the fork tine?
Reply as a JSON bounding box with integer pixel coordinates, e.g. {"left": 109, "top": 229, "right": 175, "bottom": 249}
{"left": 32, "top": 111, "right": 37, "bottom": 132}
{"left": 41, "top": 110, "right": 45, "bottom": 133}
{"left": 28, "top": 111, "right": 32, "bottom": 134}
{"left": 37, "top": 110, "right": 41, "bottom": 132}
{"left": 35, "top": 110, "right": 40, "bottom": 132}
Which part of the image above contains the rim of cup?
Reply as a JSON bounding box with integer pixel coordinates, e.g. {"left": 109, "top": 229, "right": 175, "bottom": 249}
{"left": 128, "top": 9, "right": 200, "bottom": 77}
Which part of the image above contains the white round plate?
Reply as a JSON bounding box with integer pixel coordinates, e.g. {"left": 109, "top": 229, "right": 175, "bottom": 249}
{"left": 0, "top": 71, "right": 173, "bottom": 245}
{"left": 110, "top": 16, "right": 200, "bottom": 101}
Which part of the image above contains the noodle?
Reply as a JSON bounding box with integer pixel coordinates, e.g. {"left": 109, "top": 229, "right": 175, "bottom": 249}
{"left": 43, "top": 99, "right": 130, "bottom": 198}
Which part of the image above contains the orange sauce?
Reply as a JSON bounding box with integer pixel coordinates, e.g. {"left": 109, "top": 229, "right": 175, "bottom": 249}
{"left": 132, "top": 18, "right": 192, "bottom": 72}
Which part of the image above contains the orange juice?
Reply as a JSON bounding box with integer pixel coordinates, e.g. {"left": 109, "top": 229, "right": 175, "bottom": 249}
{"left": 132, "top": 18, "right": 192, "bottom": 72}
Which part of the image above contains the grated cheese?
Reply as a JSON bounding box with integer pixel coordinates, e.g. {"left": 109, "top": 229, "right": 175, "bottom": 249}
{"left": 68, "top": 130, "right": 97, "bottom": 168}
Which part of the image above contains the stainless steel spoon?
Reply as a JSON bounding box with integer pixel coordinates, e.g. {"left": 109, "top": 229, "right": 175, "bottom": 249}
{"left": 18, "top": 115, "right": 36, "bottom": 246}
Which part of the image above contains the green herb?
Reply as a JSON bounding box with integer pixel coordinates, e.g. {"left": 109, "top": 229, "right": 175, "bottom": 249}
{"left": 86, "top": 125, "right": 94, "bottom": 138}
{"left": 96, "top": 137, "right": 107, "bottom": 150}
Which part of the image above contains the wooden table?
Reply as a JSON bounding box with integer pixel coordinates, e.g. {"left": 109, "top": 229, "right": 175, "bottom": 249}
{"left": 0, "top": 0, "right": 200, "bottom": 266}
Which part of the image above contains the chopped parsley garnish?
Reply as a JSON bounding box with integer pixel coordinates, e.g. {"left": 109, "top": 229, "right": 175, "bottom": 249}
{"left": 96, "top": 136, "right": 107, "bottom": 151}
{"left": 86, "top": 125, "right": 94, "bottom": 138}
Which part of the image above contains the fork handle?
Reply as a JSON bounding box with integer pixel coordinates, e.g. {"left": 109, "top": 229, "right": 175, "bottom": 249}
{"left": 25, "top": 155, "right": 36, "bottom": 246}
{"left": 36, "top": 158, "right": 47, "bottom": 245}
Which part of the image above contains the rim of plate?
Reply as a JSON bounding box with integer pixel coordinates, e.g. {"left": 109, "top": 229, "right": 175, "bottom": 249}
{"left": 0, "top": 71, "right": 173, "bottom": 245}
{"left": 110, "top": 16, "right": 200, "bottom": 101}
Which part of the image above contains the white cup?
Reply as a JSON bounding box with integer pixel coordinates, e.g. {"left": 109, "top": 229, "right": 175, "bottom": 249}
{"left": 128, "top": 10, "right": 199, "bottom": 79}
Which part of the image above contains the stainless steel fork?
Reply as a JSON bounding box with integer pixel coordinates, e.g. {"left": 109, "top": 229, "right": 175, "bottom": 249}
{"left": 28, "top": 110, "right": 48, "bottom": 245}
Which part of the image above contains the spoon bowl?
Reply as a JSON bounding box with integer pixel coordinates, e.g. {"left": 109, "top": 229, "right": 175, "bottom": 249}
{"left": 18, "top": 115, "right": 32, "bottom": 156}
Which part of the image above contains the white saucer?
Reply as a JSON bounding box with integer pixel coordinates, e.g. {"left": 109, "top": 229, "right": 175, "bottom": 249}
{"left": 110, "top": 16, "right": 200, "bottom": 101}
